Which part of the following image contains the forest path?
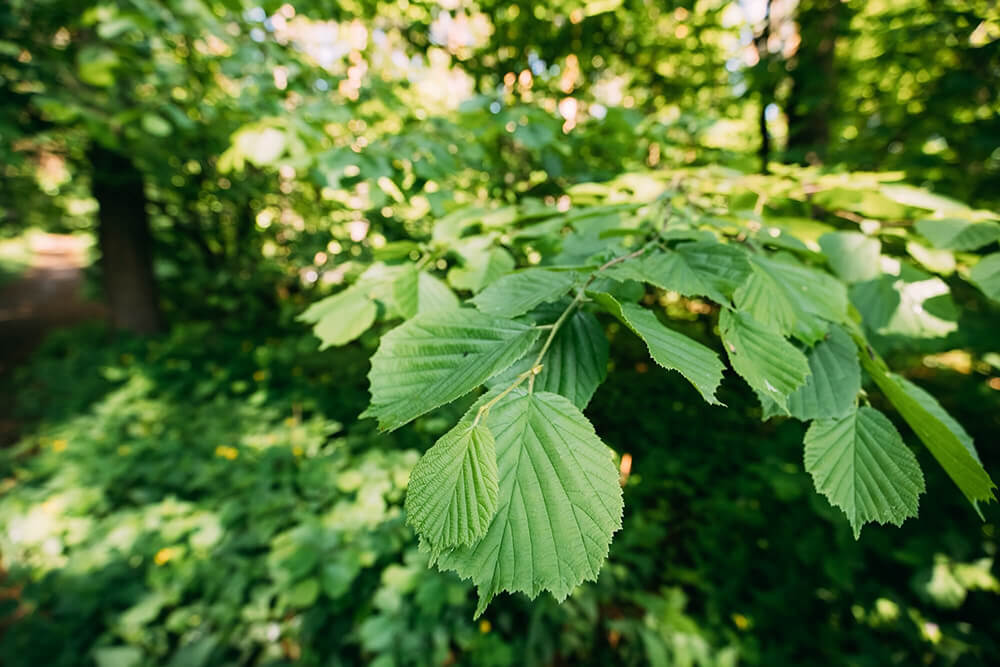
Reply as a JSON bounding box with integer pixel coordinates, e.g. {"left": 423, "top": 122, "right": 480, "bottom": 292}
{"left": 0, "top": 234, "right": 105, "bottom": 443}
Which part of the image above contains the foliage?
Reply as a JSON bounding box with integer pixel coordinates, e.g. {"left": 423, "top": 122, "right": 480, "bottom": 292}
{"left": 301, "top": 164, "right": 1000, "bottom": 615}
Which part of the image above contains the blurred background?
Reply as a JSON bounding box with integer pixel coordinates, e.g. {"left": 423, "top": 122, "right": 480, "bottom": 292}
{"left": 1, "top": 0, "right": 999, "bottom": 665}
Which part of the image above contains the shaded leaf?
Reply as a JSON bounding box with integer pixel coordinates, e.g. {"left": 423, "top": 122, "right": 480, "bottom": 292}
{"left": 804, "top": 406, "right": 925, "bottom": 539}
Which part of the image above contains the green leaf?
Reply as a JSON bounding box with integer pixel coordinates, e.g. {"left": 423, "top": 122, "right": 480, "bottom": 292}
{"left": 719, "top": 309, "right": 810, "bottom": 412}
{"left": 488, "top": 309, "right": 609, "bottom": 409}
{"left": 734, "top": 253, "right": 848, "bottom": 344}
{"left": 471, "top": 269, "right": 578, "bottom": 318}
{"left": 593, "top": 294, "right": 724, "bottom": 405}
{"left": 141, "top": 113, "right": 172, "bottom": 137}
{"left": 850, "top": 272, "right": 958, "bottom": 342}
{"left": 880, "top": 184, "right": 969, "bottom": 213}
{"left": 857, "top": 344, "right": 996, "bottom": 508}
{"left": 298, "top": 284, "right": 377, "bottom": 349}
{"left": 362, "top": 310, "right": 540, "bottom": 431}
{"left": 406, "top": 420, "right": 499, "bottom": 551}
{"left": 447, "top": 244, "right": 516, "bottom": 293}
{"left": 392, "top": 267, "right": 459, "bottom": 319}
{"left": 818, "top": 232, "right": 881, "bottom": 283}
{"left": 787, "top": 326, "right": 861, "bottom": 420}
{"left": 432, "top": 389, "right": 623, "bottom": 617}
{"left": 607, "top": 242, "right": 751, "bottom": 304}
{"left": 969, "top": 252, "right": 1000, "bottom": 302}
{"left": 892, "top": 376, "right": 981, "bottom": 465}
{"left": 804, "top": 406, "right": 925, "bottom": 539}
{"left": 915, "top": 219, "right": 1000, "bottom": 251}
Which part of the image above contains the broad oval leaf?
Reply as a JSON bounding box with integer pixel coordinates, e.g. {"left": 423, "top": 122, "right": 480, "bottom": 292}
{"left": 406, "top": 420, "right": 499, "bottom": 551}
{"left": 362, "top": 310, "right": 540, "bottom": 431}
{"left": 392, "top": 267, "right": 459, "bottom": 319}
{"left": 607, "top": 241, "right": 751, "bottom": 305}
{"left": 594, "top": 294, "right": 724, "bottom": 405}
{"left": 471, "top": 269, "right": 578, "bottom": 318}
{"left": 433, "top": 389, "right": 623, "bottom": 617}
{"left": 787, "top": 325, "right": 861, "bottom": 420}
{"left": 804, "top": 406, "right": 925, "bottom": 539}
{"left": 970, "top": 252, "right": 1000, "bottom": 303}
{"left": 719, "top": 309, "right": 810, "bottom": 412}
{"left": 734, "top": 253, "right": 848, "bottom": 344}
{"left": 818, "top": 232, "right": 882, "bottom": 283}
{"left": 915, "top": 218, "right": 1000, "bottom": 251}
{"left": 857, "top": 341, "right": 996, "bottom": 508}
{"left": 488, "top": 308, "right": 609, "bottom": 409}
{"left": 297, "top": 284, "right": 377, "bottom": 349}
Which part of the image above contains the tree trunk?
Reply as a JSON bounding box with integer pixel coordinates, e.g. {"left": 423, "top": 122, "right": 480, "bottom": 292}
{"left": 88, "top": 144, "right": 163, "bottom": 334}
{"left": 785, "top": 0, "right": 842, "bottom": 163}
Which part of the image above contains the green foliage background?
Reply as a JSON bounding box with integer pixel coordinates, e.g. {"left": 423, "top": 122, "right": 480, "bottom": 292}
{"left": 1, "top": 0, "right": 999, "bottom": 665}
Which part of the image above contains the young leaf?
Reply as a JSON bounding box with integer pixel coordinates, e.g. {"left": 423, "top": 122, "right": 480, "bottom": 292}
{"left": 471, "top": 269, "right": 578, "bottom": 318}
{"left": 406, "top": 420, "right": 499, "bottom": 551}
{"left": 447, "top": 245, "right": 516, "bottom": 293}
{"left": 392, "top": 267, "right": 459, "bottom": 319}
{"left": 734, "top": 253, "right": 848, "bottom": 344}
{"left": 804, "top": 406, "right": 925, "bottom": 539}
{"left": 915, "top": 218, "right": 1000, "bottom": 251}
{"left": 432, "top": 389, "right": 623, "bottom": 617}
{"left": 606, "top": 241, "right": 751, "bottom": 305}
{"left": 787, "top": 326, "right": 861, "bottom": 420}
{"left": 593, "top": 294, "right": 724, "bottom": 405}
{"left": 719, "top": 309, "right": 810, "bottom": 412}
{"left": 818, "top": 232, "right": 882, "bottom": 283}
{"left": 969, "top": 252, "right": 1000, "bottom": 302}
{"left": 857, "top": 342, "right": 996, "bottom": 508}
{"left": 362, "top": 310, "right": 540, "bottom": 431}
{"left": 297, "top": 284, "right": 377, "bottom": 349}
{"left": 488, "top": 309, "right": 609, "bottom": 409}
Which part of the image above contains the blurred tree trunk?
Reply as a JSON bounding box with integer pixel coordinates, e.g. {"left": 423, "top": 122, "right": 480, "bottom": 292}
{"left": 785, "top": 0, "right": 844, "bottom": 163}
{"left": 88, "top": 144, "right": 163, "bottom": 334}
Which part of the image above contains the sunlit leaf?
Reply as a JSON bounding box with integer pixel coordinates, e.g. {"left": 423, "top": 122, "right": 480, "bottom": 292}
{"left": 362, "top": 309, "right": 540, "bottom": 431}
{"left": 432, "top": 389, "right": 623, "bottom": 617}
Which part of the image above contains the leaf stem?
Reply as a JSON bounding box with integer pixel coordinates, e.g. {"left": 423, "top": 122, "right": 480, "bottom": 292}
{"left": 473, "top": 366, "right": 539, "bottom": 426}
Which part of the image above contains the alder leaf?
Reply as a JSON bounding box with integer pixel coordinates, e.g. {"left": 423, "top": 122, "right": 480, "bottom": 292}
{"left": 607, "top": 241, "right": 751, "bottom": 305}
{"left": 969, "top": 252, "right": 1000, "bottom": 302}
{"left": 471, "top": 269, "right": 579, "bottom": 318}
{"left": 362, "top": 310, "right": 540, "bottom": 431}
{"left": 804, "top": 406, "right": 925, "bottom": 539}
{"left": 719, "top": 309, "right": 810, "bottom": 412}
{"left": 488, "top": 308, "right": 608, "bottom": 409}
{"left": 818, "top": 232, "right": 882, "bottom": 283}
{"left": 406, "top": 419, "right": 499, "bottom": 551}
{"left": 297, "top": 284, "right": 377, "bottom": 349}
{"left": 392, "top": 267, "right": 459, "bottom": 319}
{"left": 915, "top": 218, "right": 1000, "bottom": 251}
{"left": 447, "top": 245, "right": 516, "bottom": 293}
{"left": 431, "top": 389, "right": 623, "bottom": 617}
{"left": 734, "top": 253, "right": 848, "bottom": 344}
{"left": 787, "top": 325, "right": 861, "bottom": 420}
{"left": 593, "top": 293, "right": 724, "bottom": 404}
{"left": 858, "top": 344, "right": 996, "bottom": 508}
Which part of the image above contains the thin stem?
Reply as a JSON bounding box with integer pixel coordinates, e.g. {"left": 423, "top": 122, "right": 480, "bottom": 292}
{"left": 473, "top": 367, "right": 538, "bottom": 426}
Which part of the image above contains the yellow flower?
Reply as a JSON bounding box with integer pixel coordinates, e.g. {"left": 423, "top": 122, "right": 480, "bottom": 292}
{"left": 215, "top": 445, "right": 239, "bottom": 460}
{"left": 292, "top": 445, "right": 304, "bottom": 458}
{"left": 154, "top": 547, "right": 179, "bottom": 565}
{"left": 51, "top": 439, "right": 68, "bottom": 452}
{"left": 732, "top": 613, "right": 750, "bottom": 631}
{"left": 479, "top": 620, "right": 491, "bottom": 634}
